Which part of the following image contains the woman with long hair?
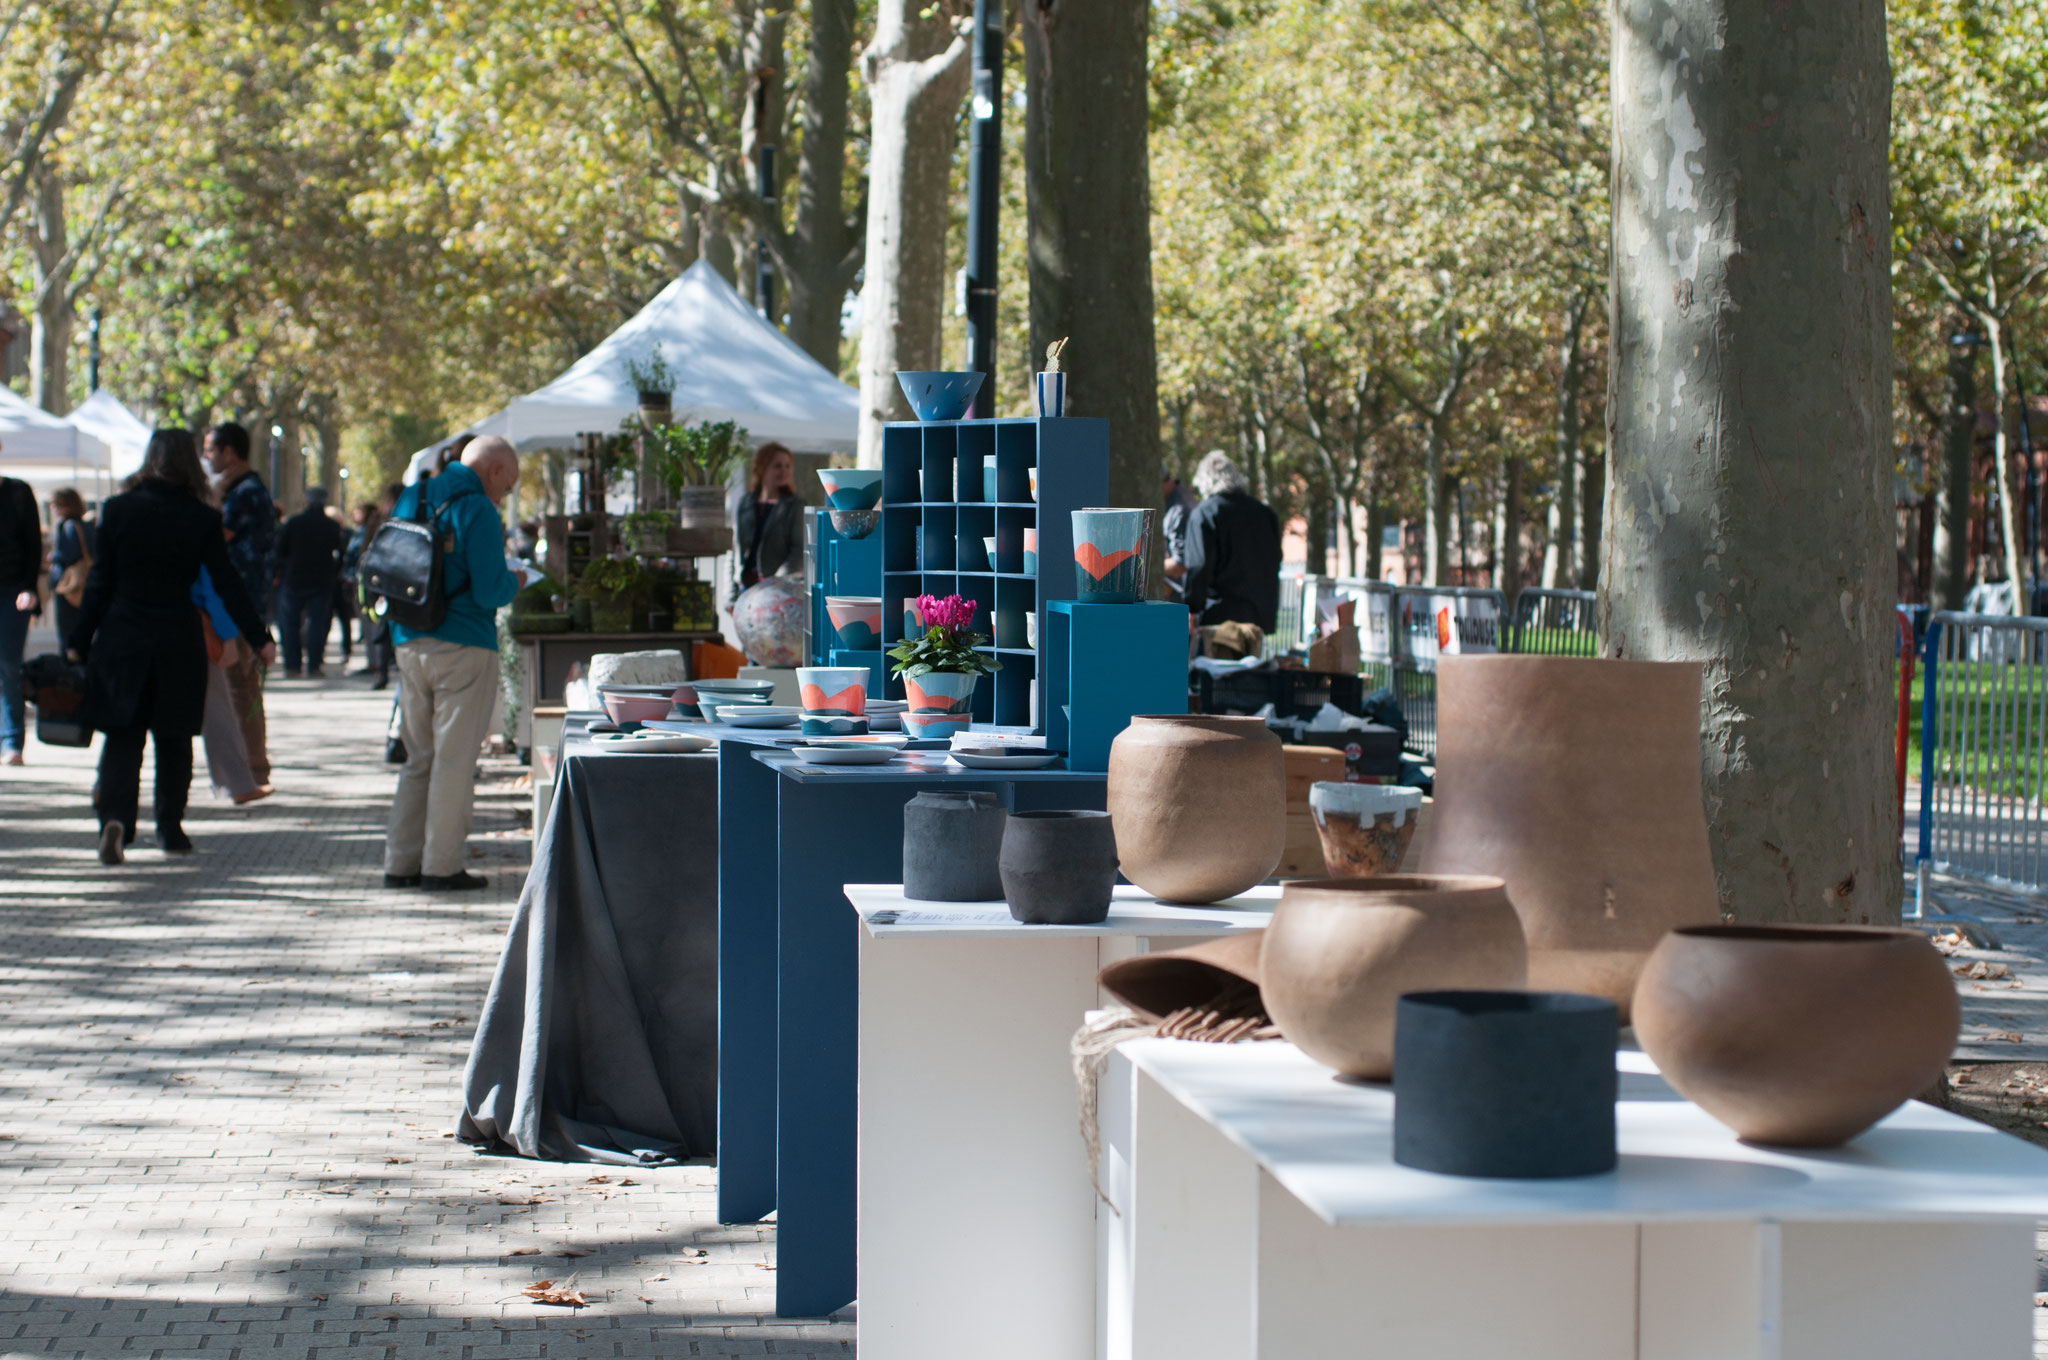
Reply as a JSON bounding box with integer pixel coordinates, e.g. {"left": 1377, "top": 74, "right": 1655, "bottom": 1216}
{"left": 730, "top": 441, "right": 804, "bottom": 593}
{"left": 67, "top": 429, "right": 274, "bottom": 861}
{"left": 46, "top": 486, "right": 95, "bottom": 646}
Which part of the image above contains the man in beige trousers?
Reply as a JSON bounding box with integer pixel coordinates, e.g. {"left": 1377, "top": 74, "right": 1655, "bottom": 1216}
{"left": 381, "top": 437, "right": 528, "bottom": 891}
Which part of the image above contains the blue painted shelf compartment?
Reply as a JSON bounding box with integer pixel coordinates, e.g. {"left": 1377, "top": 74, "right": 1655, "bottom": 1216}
{"left": 1044, "top": 601, "right": 1189, "bottom": 771}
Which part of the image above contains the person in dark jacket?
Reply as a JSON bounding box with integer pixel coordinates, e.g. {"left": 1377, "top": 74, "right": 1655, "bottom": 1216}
{"left": 729, "top": 442, "right": 805, "bottom": 596}
{"left": 1182, "top": 450, "right": 1283, "bottom": 633}
{"left": 47, "top": 486, "right": 97, "bottom": 649}
{"left": 203, "top": 422, "right": 275, "bottom": 786}
{"left": 68, "top": 429, "right": 273, "bottom": 863}
{"left": 0, "top": 466, "right": 41, "bottom": 764}
{"left": 272, "top": 485, "right": 344, "bottom": 677}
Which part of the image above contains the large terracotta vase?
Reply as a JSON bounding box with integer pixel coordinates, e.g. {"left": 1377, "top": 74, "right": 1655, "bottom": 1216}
{"left": 1107, "top": 714, "right": 1284, "bottom": 903}
{"left": 1418, "top": 656, "right": 1717, "bottom": 1018}
{"left": 1259, "top": 874, "right": 1527, "bottom": 1080}
{"left": 1632, "top": 925, "right": 1959, "bottom": 1147}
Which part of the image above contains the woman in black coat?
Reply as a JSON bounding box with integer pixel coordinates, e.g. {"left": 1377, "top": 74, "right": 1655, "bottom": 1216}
{"left": 67, "top": 429, "right": 273, "bottom": 862}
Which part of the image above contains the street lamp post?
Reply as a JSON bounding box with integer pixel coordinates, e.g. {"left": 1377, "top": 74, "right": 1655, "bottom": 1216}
{"left": 963, "top": 0, "right": 1002, "bottom": 418}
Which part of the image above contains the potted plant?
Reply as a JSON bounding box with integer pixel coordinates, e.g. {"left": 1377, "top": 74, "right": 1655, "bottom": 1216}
{"left": 625, "top": 347, "right": 675, "bottom": 424}
{"left": 645, "top": 417, "right": 751, "bottom": 528}
{"left": 577, "top": 555, "right": 656, "bottom": 633}
{"left": 888, "top": 593, "right": 1001, "bottom": 738}
{"left": 616, "top": 508, "right": 674, "bottom": 556}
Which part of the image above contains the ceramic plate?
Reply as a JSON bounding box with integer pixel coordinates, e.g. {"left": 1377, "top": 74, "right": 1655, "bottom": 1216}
{"left": 591, "top": 732, "right": 714, "bottom": 754}
{"left": 793, "top": 745, "right": 900, "bottom": 766}
{"left": 804, "top": 734, "right": 909, "bottom": 749}
{"left": 642, "top": 718, "right": 705, "bottom": 732}
{"left": 949, "top": 749, "right": 1061, "bottom": 770}
{"left": 718, "top": 709, "right": 802, "bottom": 729}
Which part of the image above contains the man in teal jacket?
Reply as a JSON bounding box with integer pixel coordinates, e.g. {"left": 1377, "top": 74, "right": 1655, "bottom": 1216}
{"left": 382, "top": 436, "right": 528, "bottom": 891}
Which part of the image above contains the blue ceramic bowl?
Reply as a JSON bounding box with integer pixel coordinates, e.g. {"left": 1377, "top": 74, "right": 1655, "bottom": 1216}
{"left": 897, "top": 371, "right": 985, "bottom": 422}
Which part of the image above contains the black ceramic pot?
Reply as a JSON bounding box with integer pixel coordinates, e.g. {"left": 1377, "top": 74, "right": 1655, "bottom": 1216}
{"left": 999, "top": 810, "right": 1118, "bottom": 925}
{"left": 903, "top": 791, "right": 1008, "bottom": 901}
{"left": 1393, "top": 990, "right": 1618, "bottom": 1179}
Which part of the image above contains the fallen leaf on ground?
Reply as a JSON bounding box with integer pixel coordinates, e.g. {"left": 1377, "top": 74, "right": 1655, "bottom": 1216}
{"left": 554, "top": 1249, "right": 589, "bottom": 1258}
{"left": 523, "top": 1279, "right": 590, "bottom": 1308}
{"left": 497, "top": 1196, "right": 552, "bottom": 1205}
{"left": 1988, "top": 1032, "right": 2027, "bottom": 1043}
{"left": 617, "top": 1178, "right": 639, "bottom": 1185}
{"left": 753, "top": 1263, "right": 776, "bottom": 1270}
{"left": 309, "top": 1294, "right": 327, "bottom": 1302}
{"left": 584, "top": 1175, "right": 612, "bottom": 1184}
{"left": 639, "top": 1296, "right": 655, "bottom": 1303}
{"left": 507, "top": 1247, "right": 541, "bottom": 1256}
{"left": 1955, "top": 961, "right": 2013, "bottom": 979}
{"left": 646, "top": 1275, "right": 668, "bottom": 1282}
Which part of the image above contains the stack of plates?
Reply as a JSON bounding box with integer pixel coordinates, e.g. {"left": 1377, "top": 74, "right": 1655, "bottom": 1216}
{"left": 717, "top": 704, "right": 802, "bottom": 729}
{"left": 794, "top": 733, "right": 908, "bottom": 765}
{"left": 696, "top": 678, "right": 778, "bottom": 722}
{"left": 864, "top": 698, "right": 909, "bottom": 731}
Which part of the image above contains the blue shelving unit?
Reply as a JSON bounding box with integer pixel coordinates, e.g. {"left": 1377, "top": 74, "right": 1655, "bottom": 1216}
{"left": 810, "top": 515, "right": 886, "bottom": 694}
{"left": 1045, "top": 600, "right": 1189, "bottom": 770}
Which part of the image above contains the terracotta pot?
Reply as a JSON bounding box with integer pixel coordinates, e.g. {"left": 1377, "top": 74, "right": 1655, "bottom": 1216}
{"left": 1107, "top": 714, "right": 1285, "bottom": 903}
{"left": 1418, "top": 656, "right": 1718, "bottom": 1018}
{"left": 1632, "top": 925, "right": 1959, "bottom": 1147}
{"left": 1259, "top": 874, "right": 1527, "bottom": 1080}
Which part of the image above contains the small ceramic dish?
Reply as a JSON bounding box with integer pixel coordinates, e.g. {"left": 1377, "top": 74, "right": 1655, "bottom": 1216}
{"left": 793, "top": 745, "right": 900, "bottom": 766}
{"left": 804, "top": 734, "right": 909, "bottom": 749}
{"left": 591, "top": 731, "right": 714, "bottom": 754}
{"left": 600, "top": 690, "right": 676, "bottom": 725}
{"left": 716, "top": 706, "right": 802, "bottom": 729}
{"left": 950, "top": 749, "right": 1061, "bottom": 770}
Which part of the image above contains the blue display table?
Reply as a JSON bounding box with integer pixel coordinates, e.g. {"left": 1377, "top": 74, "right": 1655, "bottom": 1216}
{"left": 716, "top": 739, "right": 1107, "bottom": 1317}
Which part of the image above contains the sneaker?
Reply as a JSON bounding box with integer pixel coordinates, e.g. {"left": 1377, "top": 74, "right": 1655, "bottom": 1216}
{"left": 1, "top": 747, "right": 22, "bottom": 766}
{"left": 158, "top": 828, "right": 195, "bottom": 853}
{"left": 419, "top": 871, "right": 487, "bottom": 892}
{"left": 383, "top": 872, "right": 422, "bottom": 889}
{"left": 98, "top": 822, "right": 125, "bottom": 865}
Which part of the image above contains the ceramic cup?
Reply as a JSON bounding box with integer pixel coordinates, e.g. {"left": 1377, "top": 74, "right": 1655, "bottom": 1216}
{"left": 825, "top": 596, "right": 883, "bottom": 651}
{"left": 982, "top": 462, "right": 998, "bottom": 502}
{"left": 983, "top": 535, "right": 1000, "bottom": 572}
{"left": 1028, "top": 468, "right": 1038, "bottom": 502}
{"left": 797, "top": 666, "right": 870, "bottom": 737}
{"left": 1072, "top": 507, "right": 1154, "bottom": 604}
{"left": 1001, "top": 810, "right": 1116, "bottom": 924}
{"left": 1309, "top": 782, "right": 1424, "bottom": 877}
{"left": 1025, "top": 612, "right": 1038, "bottom": 651}
{"left": 1022, "top": 528, "right": 1038, "bottom": 575}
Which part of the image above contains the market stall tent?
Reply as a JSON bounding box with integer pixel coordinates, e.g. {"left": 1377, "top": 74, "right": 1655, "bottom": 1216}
{"left": 0, "top": 387, "right": 110, "bottom": 498}
{"left": 65, "top": 389, "right": 153, "bottom": 480}
{"left": 407, "top": 259, "right": 858, "bottom": 481}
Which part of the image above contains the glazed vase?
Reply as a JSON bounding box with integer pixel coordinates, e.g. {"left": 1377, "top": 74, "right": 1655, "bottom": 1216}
{"left": 1072, "top": 508, "right": 1153, "bottom": 604}
{"left": 1393, "top": 991, "right": 1618, "bottom": 1178}
{"left": 1258, "top": 874, "right": 1528, "bottom": 1080}
{"left": 903, "top": 791, "right": 1008, "bottom": 902}
{"left": 824, "top": 596, "right": 882, "bottom": 651}
{"left": 903, "top": 671, "right": 978, "bottom": 740}
{"left": 1309, "top": 782, "right": 1423, "bottom": 877}
{"left": 1418, "top": 656, "right": 1717, "bottom": 1018}
{"left": 1107, "top": 714, "right": 1285, "bottom": 903}
{"left": 797, "top": 665, "right": 868, "bottom": 737}
{"left": 1000, "top": 810, "right": 1118, "bottom": 924}
{"left": 1632, "top": 925, "right": 1960, "bottom": 1147}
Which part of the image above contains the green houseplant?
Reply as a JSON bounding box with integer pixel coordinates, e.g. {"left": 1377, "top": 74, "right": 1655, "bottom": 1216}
{"left": 625, "top": 347, "right": 674, "bottom": 416}
{"left": 577, "top": 555, "right": 657, "bottom": 632}
{"left": 889, "top": 593, "right": 1000, "bottom": 738}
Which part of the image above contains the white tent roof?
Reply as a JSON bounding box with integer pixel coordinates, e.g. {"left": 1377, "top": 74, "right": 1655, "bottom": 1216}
{"left": 408, "top": 260, "right": 857, "bottom": 480}
{"left": 0, "top": 386, "right": 107, "bottom": 470}
{"left": 66, "top": 389, "right": 152, "bottom": 479}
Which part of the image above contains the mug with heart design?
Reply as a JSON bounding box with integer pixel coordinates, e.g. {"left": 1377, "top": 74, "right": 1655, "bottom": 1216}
{"left": 1071, "top": 508, "right": 1153, "bottom": 604}
{"left": 797, "top": 666, "right": 870, "bottom": 737}
{"left": 1022, "top": 527, "right": 1038, "bottom": 575}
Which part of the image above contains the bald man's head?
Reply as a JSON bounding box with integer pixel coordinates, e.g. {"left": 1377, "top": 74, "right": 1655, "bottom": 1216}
{"left": 462, "top": 436, "right": 520, "bottom": 506}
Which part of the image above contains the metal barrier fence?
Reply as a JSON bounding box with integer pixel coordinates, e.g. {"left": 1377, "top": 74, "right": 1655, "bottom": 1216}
{"left": 1916, "top": 611, "right": 2048, "bottom": 905}
{"left": 1510, "top": 588, "right": 1599, "bottom": 656}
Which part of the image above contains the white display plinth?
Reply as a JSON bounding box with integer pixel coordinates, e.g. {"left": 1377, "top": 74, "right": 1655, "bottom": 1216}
{"left": 846, "top": 883, "right": 1277, "bottom": 1360}
{"left": 1102, "top": 1037, "right": 2048, "bottom": 1360}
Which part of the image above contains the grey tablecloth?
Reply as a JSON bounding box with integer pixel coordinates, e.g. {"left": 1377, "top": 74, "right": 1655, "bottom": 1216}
{"left": 458, "top": 719, "right": 719, "bottom": 1164}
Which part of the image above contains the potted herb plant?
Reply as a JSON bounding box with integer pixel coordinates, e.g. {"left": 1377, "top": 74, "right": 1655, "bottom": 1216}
{"left": 577, "top": 555, "right": 656, "bottom": 633}
{"left": 646, "top": 417, "right": 751, "bottom": 528}
{"left": 616, "top": 508, "right": 675, "bottom": 556}
{"left": 888, "top": 593, "right": 1000, "bottom": 738}
{"left": 625, "top": 347, "right": 675, "bottom": 424}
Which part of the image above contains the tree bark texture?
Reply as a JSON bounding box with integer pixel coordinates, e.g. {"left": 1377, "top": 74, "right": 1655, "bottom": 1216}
{"left": 1931, "top": 314, "right": 1978, "bottom": 610}
{"left": 30, "top": 168, "right": 72, "bottom": 414}
{"left": 1602, "top": 0, "right": 1900, "bottom": 924}
{"left": 1023, "top": 0, "right": 1161, "bottom": 514}
{"left": 784, "top": 0, "right": 861, "bottom": 368}
{"left": 856, "top": 1, "right": 970, "bottom": 467}
{"left": 1544, "top": 296, "right": 1588, "bottom": 589}
{"left": 1579, "top": 448, "right": 1605, "bottom": 589}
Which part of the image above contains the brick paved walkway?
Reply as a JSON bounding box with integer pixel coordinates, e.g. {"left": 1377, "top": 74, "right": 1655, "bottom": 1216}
{"left": 0, "top": 673, "right": 853, "bottom": 1358}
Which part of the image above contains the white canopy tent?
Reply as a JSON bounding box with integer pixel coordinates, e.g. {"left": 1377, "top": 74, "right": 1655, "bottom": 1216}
{"left": 407, "top": 259, "right": 858, "bottom": 481}
{"left": 65, "top": 389, "right": 153, "bottom": 481}
{"left": 0, "top": 387, "right": 111, "bottom": 499}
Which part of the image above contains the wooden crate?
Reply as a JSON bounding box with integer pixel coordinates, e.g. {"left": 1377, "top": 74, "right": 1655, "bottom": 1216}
{"left": 1278, "top": 810, "right": 1327, "bottom": 878}
{"left": 1283, "top": 743, "right": 1347, "bottom": 806}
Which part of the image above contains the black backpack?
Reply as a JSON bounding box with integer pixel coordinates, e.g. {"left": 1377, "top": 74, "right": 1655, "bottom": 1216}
{"left": 357, "top": 485, "right": 479, "bottom": 632}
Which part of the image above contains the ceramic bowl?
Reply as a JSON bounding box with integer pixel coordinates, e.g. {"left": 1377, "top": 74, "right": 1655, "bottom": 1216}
{"left": 701, "top": 693, "right": 773, "bottom": 723}
{"left": 600, "top": 689, "right": 677, "bottom": 725}
{"left": 817, "top": 467, "right": 883, "bottom": 513}
{"left": 896, "top": 370, "right": 985, "bottom": 421}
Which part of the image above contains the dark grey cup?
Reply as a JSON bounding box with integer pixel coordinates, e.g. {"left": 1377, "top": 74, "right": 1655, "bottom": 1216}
{"left": 999, "top": 810, "right": 1118, "bottom": 924}
{"left": 902, "top": 791, "right": 1008, "bottom": 901}
{"left": 1393, "top": 990, "right": 1618, "bottom": 1179}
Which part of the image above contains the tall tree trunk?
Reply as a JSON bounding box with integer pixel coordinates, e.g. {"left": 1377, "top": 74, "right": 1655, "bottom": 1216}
{"left": 1982, "top": 313, "right": 2026, "bottom": 606}
{"left": 856, "top": 1, "right": 970, "bottom": 466}
{"left": 1603, "top": 0, "right": 1898, "bottom": 924}
{"left": 1932, "top": 315, "right": 1979, "bottom": 610}
{"left": 1023, "top": 0, "right": 1161, "bottom": 516}
{"left": 29, "top": 169, "right": 73, "bottom": 414}
{"left": 739, "top": 4, "right": 789, "bottom": 316}
{"left": 1579, "top": 447, "right": 1603, "bottom": 590}
{"left": 1423, "top": 416, "right": 1450, "bottom": 585}
{"left": 1364, "top": 480, "right": 1386, "bottom": 581}
{"left": 785, "top": 0, "right": 860, "bottom": 368}
{"left": 1496, "top": 454, "right": 1524, "bottom": 604}
{"left": 1544, "top": 296, "right": 1588, "bottom": 588}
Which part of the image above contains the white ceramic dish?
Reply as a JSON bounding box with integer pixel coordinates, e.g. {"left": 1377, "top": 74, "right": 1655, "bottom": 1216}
{"left": 805, "top": 734, "right": 909, "bottom": 749}
{"left": 643, "top": 718, "right": 705, "bottom": 732}
{"left": 717, "top": 709, "right": 803, "bottom": 729}
{"left": 591, "top": 731, "right": 714, "bottom": 754}
{"left": 949, "top": 749, "right": 1061, "bottom": 770}
{"left": 794, "top": 745, "right": 900, "bottom": 766}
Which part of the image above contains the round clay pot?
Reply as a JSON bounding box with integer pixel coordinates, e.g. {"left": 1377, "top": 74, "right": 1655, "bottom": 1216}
{"left": 1108, "top": 714, "right": 1284, "bottom": 904}
{"left": 1259, "top": 874, "right": 1528, "bottom": 1080}
{"left": 1309, "top": 782, "right": 1422, "bottom": 877}
{"left": 999, "top": 810, "right": 1118, "bottom": 924}
{"left": 1418, "top": 656, "right": 1718, "bottom": 1018}
{"left": 902, "top": 791, "right": 1007, "bottom": 902}
{"left": 1632, "top": 925, "right": 1960, "bottom": 1148}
